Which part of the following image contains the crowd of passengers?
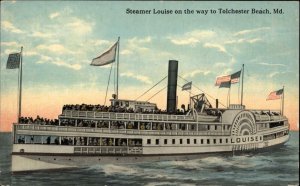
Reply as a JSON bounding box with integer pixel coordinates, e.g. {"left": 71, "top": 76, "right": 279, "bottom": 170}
{"left": 19, "top": 116, "right": 59, "bottom": 125}
{"left": 18, "top": 135, "right": 141, "bottom": 146}
{"left": 62, "top": 103, "right": 186, "bottom": 115}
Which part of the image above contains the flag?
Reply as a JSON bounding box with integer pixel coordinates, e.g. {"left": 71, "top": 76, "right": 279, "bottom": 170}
{"left": 182, "top": 81, "right": 192, "bottom": 90}
{"left": 91, "top": 41, "right": 118, "bottom": 66}
{"left": 219, "top": 81, "right": 231, "bottom": 88}
{"left": 230, "top": 70, "right": 241, "bottom": 84}
{"left": 6, "top": 53, "right": 21, "bottom": 69}
{"left": 267, "top": 88, "right": 283, "bottom": 100}
{"left": 215, "top": 70, "right": 241, "bottom": 87}
{"left": 215, "top": 75, "right": 231, "bottom": 86}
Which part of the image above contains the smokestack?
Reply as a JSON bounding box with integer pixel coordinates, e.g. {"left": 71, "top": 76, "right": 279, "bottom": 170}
{"left": 167, "top": 60, "right": 178, "bottom": 113}
{"left": 216, "top": 99, "right": 219, "bottom": 109}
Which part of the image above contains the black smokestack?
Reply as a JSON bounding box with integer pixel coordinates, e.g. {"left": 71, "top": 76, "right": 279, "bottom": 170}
{"left": 167, "top": 60, "right": 178, "bottom": 113}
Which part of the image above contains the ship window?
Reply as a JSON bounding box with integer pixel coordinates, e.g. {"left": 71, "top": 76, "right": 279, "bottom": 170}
{"left": 201, "top": 139, "right": 204, "bottom": 144}
{"left": 172, "top": 139, "right": 175, "bottom": 144}
{"left": 147, "top": 139, "right": 151, "bottom": 145}
{"left": 187, "top": 139, "right": 190, "bottom": 144}
{"left": 156, "top": 139, "right": 159, "bottom": 145}
{"left": 164, "top": 139, "right": 168, "bottom": 145}
{"left": 207, "top": 139, "right": 210, "bottom": 144}
{"left": 194, "top": 139, "right": 197, "bottom": 144}
{"left": 223, "top": 125, "right": 226, "bottom": 130}
{"left": 227, "top": 125, "right": 230, "bottom": 130}
{"left": 213, "top": 139, "right": 216, "bottom": 144}
{"left": 215, "top": 125, "right": 217, "bottom": 130}
{"left": 180, "top": 139, "right": 183, "bottom": 144}
{"left": 219, "top": 139, "right": 222, "bottom": 144}
{"left": 226, "top": 138, "right": 228, "bottom": 143}
{"left": 207, "top": 125, "right": 210, "bottom": 130}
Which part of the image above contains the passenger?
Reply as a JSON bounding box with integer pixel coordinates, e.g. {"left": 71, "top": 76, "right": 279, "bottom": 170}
{"left": 46, "top": 136, "right": 51, "bottom": 144}
{"left": 55, "top": 137, "right": 59, "bottom": 145}
{"left": 108, "top": 138, "right": 113, "bottom": 146}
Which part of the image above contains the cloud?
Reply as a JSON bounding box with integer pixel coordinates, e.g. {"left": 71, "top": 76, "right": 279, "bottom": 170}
{"left": 268, "top": 71, "right": 287, "bottom": 78}
{"left": 122, "top": 36, "right": 152, "bottom": 55}
{"left": 36, "top": 56, "right": 81, "bottom": 70}
{"left": 258, "top": 62, "right": 286, "bottom": 67}
{"left": 120, "top": 49, "right": 133, "bottom": 55}
{"left": 52, "top": 59, "right": 81, "bottom": 70}
{"left": 121, "top": 72, "right": 152, "bottom": 84}
{"left": 49, "top": 12, "right": 60, "bottom": 19}
{"left": 36, "top": 44, "right": 73, "bottom": 54}
{"left": 1, "top": 20, "right": 24, "bottom": 34}
{"left": 31, "top": 31, "right": 53, "bottom": 38}
{"left": 1, "top": 41, "right": 19, "bottom": 47}
{"left": 225, "top": 38, "right": 262, "bottom": 44}
{"left": 23, "top": 51, "right": 39, "bottom": 56}
{"left": 204, "top": 43, "right": 227, "bottom": 53}
{"left": 269, "top": 71, "right": 280, "bottom": 78}
{"left": 233, "top": 27, "right": 270, "bottom": 36}
{"left": 168, "top": 30, "right": 215, "bottom": 46}
{"left": 66, "top": 17, "right": 93, "bottom": 35}
{"left": 93, "top": 40, "right": 110, "bottom": 46}
{"left": 183, "top": 69, "right": 211, "bottom": 78}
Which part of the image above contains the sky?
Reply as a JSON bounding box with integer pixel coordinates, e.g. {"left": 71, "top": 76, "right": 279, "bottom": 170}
{"left": 0, "top": 1, "right": 299, "bottom": 132}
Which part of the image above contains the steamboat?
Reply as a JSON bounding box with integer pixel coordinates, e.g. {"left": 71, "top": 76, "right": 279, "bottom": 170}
{"left": 11, "top": 44, "right": 289, "bottom": 172}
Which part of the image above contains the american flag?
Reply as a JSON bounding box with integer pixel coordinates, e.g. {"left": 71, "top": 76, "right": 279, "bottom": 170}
{"left": 230, "top": 70, "right": 241, "bottom": 84}
{"left": 267, "top": 89, "right": 283, "bottom": 100}
{"left": 215, "top": 75, "right": 231, "bottom": 86}
{"left": 215, "top": 70, "right": 241, "bottom": 87}
{"left": 6, "top": 53, "right": 21, "bottom": 69}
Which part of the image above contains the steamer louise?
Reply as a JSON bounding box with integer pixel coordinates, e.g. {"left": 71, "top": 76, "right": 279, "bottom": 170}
{"left": 11, "top": 59, "right": 290, "bottom": 172}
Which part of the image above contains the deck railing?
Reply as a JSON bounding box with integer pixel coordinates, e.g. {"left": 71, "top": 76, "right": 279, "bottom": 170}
{"left": 15, "top": 124, "right": 231, "bottom": 136}
{"left": 73, "top": 146, "right": 141, "bottom": 154}
{"left": 61, "top": 110, "right": 195, "bottom": 122}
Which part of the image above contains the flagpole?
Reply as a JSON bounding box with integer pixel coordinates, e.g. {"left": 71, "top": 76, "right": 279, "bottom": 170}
{"left": 116, "top": 37, "right": 120, "bottom": 99}
{"left": 282, "top": 86, "right": 284, "bottom": 115}
{"left": 241, "top": 64, "right": 244, "bottom": 106}
{"left": 18, "top": 46, "right": 23, "bottom": 122}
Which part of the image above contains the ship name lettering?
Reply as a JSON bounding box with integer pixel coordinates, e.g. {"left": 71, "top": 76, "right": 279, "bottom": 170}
{"left": 231, "top": 136, "right": 260, "bottom": 144}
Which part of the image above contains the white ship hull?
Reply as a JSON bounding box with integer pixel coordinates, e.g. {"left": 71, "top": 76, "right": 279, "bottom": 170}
{"left": 12, "top": 134, "right": 289, "bottom": 172}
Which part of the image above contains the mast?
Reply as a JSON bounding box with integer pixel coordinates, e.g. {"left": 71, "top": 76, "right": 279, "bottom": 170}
{"left": 241, "top": 64, "right": 244, "bottom": 106}
{"left": 116, "top": 37, "right": 120, "bottom": 99}
{"left": 18, "top": 46, "right": 23, "bottom": 122}
{"left": 282, "top": 85, "right": 284, "bottom": 115}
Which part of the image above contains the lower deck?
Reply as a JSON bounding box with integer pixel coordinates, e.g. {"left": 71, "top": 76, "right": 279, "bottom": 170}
{"left": 11, "top": 134, "right": 290, "bottom": 172}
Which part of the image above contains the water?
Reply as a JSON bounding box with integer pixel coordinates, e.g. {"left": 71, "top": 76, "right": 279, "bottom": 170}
{"left": 0, "top": 132, "right": 299, "bottom": 186}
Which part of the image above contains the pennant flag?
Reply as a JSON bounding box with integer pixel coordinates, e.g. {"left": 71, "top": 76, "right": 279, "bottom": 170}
{"left": 91, "top": 41, "right": 118, "bottom": 66}
{"left": 230, "top": 70, "right": 241, "bottom": 84}
{"left": 182, "top": 81, "right": 192, "bottom": 90}
{"left": 267, "top": 88, "right": 284, "bottom": 100}
{"left": 219, "top": 81, "right": 231, "bottom": 88}
{"left": 6, "top": 53, "right": 21, "bottom": 69}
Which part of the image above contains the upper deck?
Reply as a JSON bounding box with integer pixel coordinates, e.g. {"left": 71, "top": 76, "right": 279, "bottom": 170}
{"left": 59, "top": 108, "right": 286, "bottom": 123}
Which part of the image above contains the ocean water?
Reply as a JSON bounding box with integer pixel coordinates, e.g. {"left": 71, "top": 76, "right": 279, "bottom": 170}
{"left": 0, "top": 132, "right": 299, "bottom": 186}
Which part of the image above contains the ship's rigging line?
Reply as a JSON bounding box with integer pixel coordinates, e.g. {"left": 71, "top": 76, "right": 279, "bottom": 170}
{"left": 178, "top": 75, "right": 227, "bottom": 108}
{"left": 104, "top": 63, "right": 114, "bottom": 106}
{"left": 135, "top": 76, "right": 168, "bottom": 101}
{"left": 146, "top": 86, "right": 167, "bottom": 101}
